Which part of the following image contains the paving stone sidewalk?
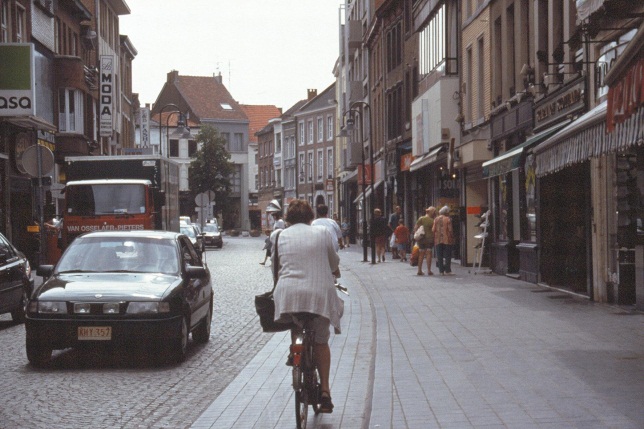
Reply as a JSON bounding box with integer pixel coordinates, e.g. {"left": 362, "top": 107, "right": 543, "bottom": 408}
{"left": 192, "top": 248, "right": 644, "bottom": 429}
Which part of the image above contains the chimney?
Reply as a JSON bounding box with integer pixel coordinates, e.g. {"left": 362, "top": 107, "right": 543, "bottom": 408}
{"left": 307, "top": 89, "right": 317, "bottom": 100}
{"left": 213, "top": 72, "right": 223, "bottom": 84}
{"left": 167, "top": 70, "right": 179, "bottom": 83}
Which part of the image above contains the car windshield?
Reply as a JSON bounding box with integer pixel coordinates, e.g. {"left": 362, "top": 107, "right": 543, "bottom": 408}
{"left": 66, "top": 184, "right": 147, "bottom": 215}
{"left": 203, "top": 224, "right": 219, "bottom": 233}
{"left": 180, "top": 226, "right": 196, "bottom": 238}
{"left": 56, "top": 237, "right": 179, "bottom": 274}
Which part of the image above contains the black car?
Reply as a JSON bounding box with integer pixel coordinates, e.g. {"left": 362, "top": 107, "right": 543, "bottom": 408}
{"left": 25, "top": 231, "right": 213, "bottom": 366}
{"left": 201, "top": 223, "right": 223, "bottom": 248}
{"left": 0, "top": 232, "right": 33, "bottom": 323}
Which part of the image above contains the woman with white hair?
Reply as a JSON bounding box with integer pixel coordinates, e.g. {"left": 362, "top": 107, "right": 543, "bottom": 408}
{"left": 432, "top": 205, "right": 454, "bottom": 275}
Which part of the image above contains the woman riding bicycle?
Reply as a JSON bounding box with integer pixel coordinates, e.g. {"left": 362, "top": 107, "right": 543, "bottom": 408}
{"left": 272, "top": 199, "right": 344, "bottom": 413}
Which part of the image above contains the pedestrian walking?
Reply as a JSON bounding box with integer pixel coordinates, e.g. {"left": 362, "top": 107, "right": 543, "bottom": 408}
{"left": 341, "top": 218, "right": 350, "bottom": 248}
{"left": 393, "top": 219, "right": 410, "bottom": 262}
{"left": 433, "top": 205, "right": 454, "bottom": 275}
{"left": 312, "top": 204, "right": 344, "bottom": 252}
{"left": 370, "top": 208, "right": 390, "bottom": 262}
{"left": 414, "top": 206, "right": 436, "bottom": 275}
{"left": 259, "top": 230, "right": 272, "bottom": 265}
{"left": 388, "top": 206, "right": 402, "bottom": 259}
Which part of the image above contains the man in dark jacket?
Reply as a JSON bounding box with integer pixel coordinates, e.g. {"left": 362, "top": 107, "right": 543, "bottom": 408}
{"left": 370, "top": 208, "right": 390, "bottom": 262}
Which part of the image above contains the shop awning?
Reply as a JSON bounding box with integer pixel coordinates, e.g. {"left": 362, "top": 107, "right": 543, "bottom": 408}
{"left": 353, "top": 180, "right": 384, "bottom": 204}
{"left": 482, "top": 122, "right": 570, "bottom": 178}
{"left": 576, "top": 0, "right": 606, "bottom": 21}
{"left": 340, "top": 168, "right": 358, "bottom": 183}
{"left": 409, "top": 143, "right": 447, "bottom": 172}
{"left": 535, "top": 100, "right": 644, "bottom": 177}
{"left": 0, "top": 116, "right": 57, "bottom": 132}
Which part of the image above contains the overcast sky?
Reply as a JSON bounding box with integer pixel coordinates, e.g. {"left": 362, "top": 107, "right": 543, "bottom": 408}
{"left": 120, "top": 0, "right": 342, "bottom": 111}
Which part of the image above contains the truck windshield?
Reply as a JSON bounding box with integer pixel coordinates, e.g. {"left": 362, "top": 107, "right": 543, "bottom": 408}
{"left": 67, "top": 184, "right": 147, "bottom": 215}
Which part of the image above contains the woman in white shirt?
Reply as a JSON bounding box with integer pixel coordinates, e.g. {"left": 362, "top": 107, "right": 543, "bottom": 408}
{"left": 272, "top": 199, "right": 344, "bottom": 413}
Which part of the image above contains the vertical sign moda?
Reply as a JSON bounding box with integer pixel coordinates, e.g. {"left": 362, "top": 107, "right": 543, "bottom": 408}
{"left": 99, "top": 55, "right": 114, "bottom": 137}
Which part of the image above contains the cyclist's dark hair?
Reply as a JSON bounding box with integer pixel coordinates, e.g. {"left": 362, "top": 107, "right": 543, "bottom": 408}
{"left": 286, "top": 199, "right": 314, "bottom": 225}
{"left": 316, "top": 204, "right": 329, "bottom": 217}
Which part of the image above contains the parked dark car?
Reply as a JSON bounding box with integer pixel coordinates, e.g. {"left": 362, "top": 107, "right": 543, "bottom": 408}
{"left": 201, "top": 223, "right": 223, "bottom": 248}
{"left": 0, "top": 233, "right": 33, "bottom": 323}
{"left": 25, "top": 231, "right": 213, "bottom": 366}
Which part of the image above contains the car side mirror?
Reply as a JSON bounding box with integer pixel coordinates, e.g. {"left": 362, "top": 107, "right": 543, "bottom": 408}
{"left": 185, "top": 265, "right": 206, "bottom": 278}
{"left": 36, "top": 265, "right": 54, "bottom": 278}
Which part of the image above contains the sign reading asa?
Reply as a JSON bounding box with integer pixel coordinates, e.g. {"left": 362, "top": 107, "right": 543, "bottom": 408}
{"left": 0, "top": 44, "right": 35, "bottom": 117}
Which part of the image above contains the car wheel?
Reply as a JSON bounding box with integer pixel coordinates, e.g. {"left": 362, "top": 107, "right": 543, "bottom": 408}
{"left": 192, "top": 298, "right": 212, "bottom": 344}
{"left": 11, "top": 289, "right": 28, "bottom": 324}
{"left": 217, "top": 242, "right": 223, "bottom": 249}
{"left": 169, "top": 316, "right": 189, "bottom": 363}
{"left": 26, "top": 340, "right": 52, "bottom": 367}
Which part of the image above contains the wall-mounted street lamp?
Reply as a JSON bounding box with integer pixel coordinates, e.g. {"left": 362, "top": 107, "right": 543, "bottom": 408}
{"left": 339, "top": 100, "right": 376, "bottom": 264}
{"left": 167, "top": 112, "right": 192, "bottom": 157}
{"left": 157, "top": 103, "right": 189, "bottom": 158}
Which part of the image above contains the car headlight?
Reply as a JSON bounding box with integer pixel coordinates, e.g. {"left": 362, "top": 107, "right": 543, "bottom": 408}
{"left": 23, "top": 259, "right": 32, "bottom": 277}
{"left": 126, "top": 302, "right": 170, "bottom": 314}
{"left": 31, "top": 301, "right": 67, "bottom": 314}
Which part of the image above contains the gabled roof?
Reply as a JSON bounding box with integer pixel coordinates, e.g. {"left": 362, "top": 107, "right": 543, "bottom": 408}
{"left": 297, "top": 82, "right": 336, "bottom": 113}
{"left": 282, "top": 99, "right": 308, "bottom": 118}
{"left": 240, "top": 105, "right": 283, "bottom": 143}
{"left": 172, "top": 74, "right": 248, "bottom": 122}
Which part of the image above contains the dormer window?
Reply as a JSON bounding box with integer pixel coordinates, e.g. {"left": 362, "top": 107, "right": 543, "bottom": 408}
{"left": 220, "top": 103, "right": 232, "bottom": 110}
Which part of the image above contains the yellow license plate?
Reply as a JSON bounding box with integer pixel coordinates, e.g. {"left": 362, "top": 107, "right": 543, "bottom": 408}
{"left": 78, "top": 326, "right": 112, "bottom": 340}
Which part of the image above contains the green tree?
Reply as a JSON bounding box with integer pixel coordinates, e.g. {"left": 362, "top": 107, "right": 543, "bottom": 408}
{"left": 188, "top": 125, "right": 234, "bottom": 218}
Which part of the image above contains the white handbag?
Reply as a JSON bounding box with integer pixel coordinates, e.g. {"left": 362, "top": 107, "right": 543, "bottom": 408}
{"left": 413, "top": 225, "right": 425, "bottom": 241}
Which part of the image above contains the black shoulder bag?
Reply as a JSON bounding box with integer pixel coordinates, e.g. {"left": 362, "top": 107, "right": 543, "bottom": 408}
{"left": 254, "top": 231, "right": 294, "bottom": 332}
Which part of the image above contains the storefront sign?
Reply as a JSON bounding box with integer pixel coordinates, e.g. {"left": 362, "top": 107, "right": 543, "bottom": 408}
{"left": 607, "top": 57, "right": 644, "bottom": 132}
{"left": 325, "top": 179, "right": 334, "bottom": 192}
{"left": 400, "top": 153, "right": 413, "bottom": 172}
{"left": 357, "top": 164, "right": 373, "bottom": 186}
{"left": 139, "top": 107, "right": 150, "bottom": 147}
{"left": 0, "top": 44, "right": 35, "bottom": 116}
{"left": 99, "top": 55, "right": 114, "bottom": 137}
{"left": 535, "top": 78, "right": 585, "bottom": 130}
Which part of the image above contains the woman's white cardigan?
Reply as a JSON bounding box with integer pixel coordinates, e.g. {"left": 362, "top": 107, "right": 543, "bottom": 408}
{"left": 272, "top": 223, "right": 344, "bottom": 333}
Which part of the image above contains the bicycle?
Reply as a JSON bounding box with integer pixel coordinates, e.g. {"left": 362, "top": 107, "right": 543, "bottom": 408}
{"left": 290, "top": 284, "right": 348, "bottom": 429}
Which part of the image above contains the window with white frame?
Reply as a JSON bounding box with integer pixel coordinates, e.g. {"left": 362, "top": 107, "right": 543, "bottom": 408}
{"left": 299, "top": 153, "right": 305, "bottom": 183}
{"left": 317, "top": 117, "right": 323, "bottom": 142}
{"left": 307, "top": 120, "right": 313, "bottom": 144}
{"left": 298, "top": 122, "right": 305, "bottom": 146}
{"left": 327, "top": 148, "right": 333, "bottom": 179}
{"left": 16, "top": 4, "right": 25, "bottom": 43}
{"left": 317, "top": 149, "right": 323, "bottom": 181}
{"left": 327, "top": 115, "right": 333, "bottom": 140}
{"left": 1, "top": 1, "right": 9, "bottom": 42}
{"left": 275, "top": 132, "right": 281, "bottom": 153}
{"left": 58, "top": 88, "right": 84, "bottom": 133}
{"left": 308, "top": 152, "right": 314, "bottom": 181}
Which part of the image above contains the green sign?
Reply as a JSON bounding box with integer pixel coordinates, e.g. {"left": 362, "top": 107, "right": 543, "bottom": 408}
{"left": 0, "top": 44, "right": 34, "bottom": 116}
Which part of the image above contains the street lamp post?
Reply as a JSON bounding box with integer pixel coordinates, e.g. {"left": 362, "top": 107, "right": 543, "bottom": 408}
{"left": 157, "top": 103, "right": 180, "bottom": 157}
{"left": 342, "top": 101, "right": 376, "bottom": 264}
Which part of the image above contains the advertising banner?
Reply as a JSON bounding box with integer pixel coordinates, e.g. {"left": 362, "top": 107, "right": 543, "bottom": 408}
{"left": 139, "top": 107, "right": 150, "bottom": 147}
{"left": 0, "top": 44, "right": 35, "bottom": 117}
{"left": 99, "top": 55, "right": 114, "bottom": 137}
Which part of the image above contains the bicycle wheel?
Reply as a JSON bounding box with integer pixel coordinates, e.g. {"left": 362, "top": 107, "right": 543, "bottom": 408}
{"left": 295, "top": 388, "right": 309, "bottom": 429}
{"left": 308, "top": 367, "right": 321, "bottom": 415}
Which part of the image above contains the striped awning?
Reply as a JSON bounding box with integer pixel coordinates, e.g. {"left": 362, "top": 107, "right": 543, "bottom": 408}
{"left": 535, "top": 101, "right": 644, "bottom": 177}
{"left": 576, "top": 0, "right": 606, "bottom": 21}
